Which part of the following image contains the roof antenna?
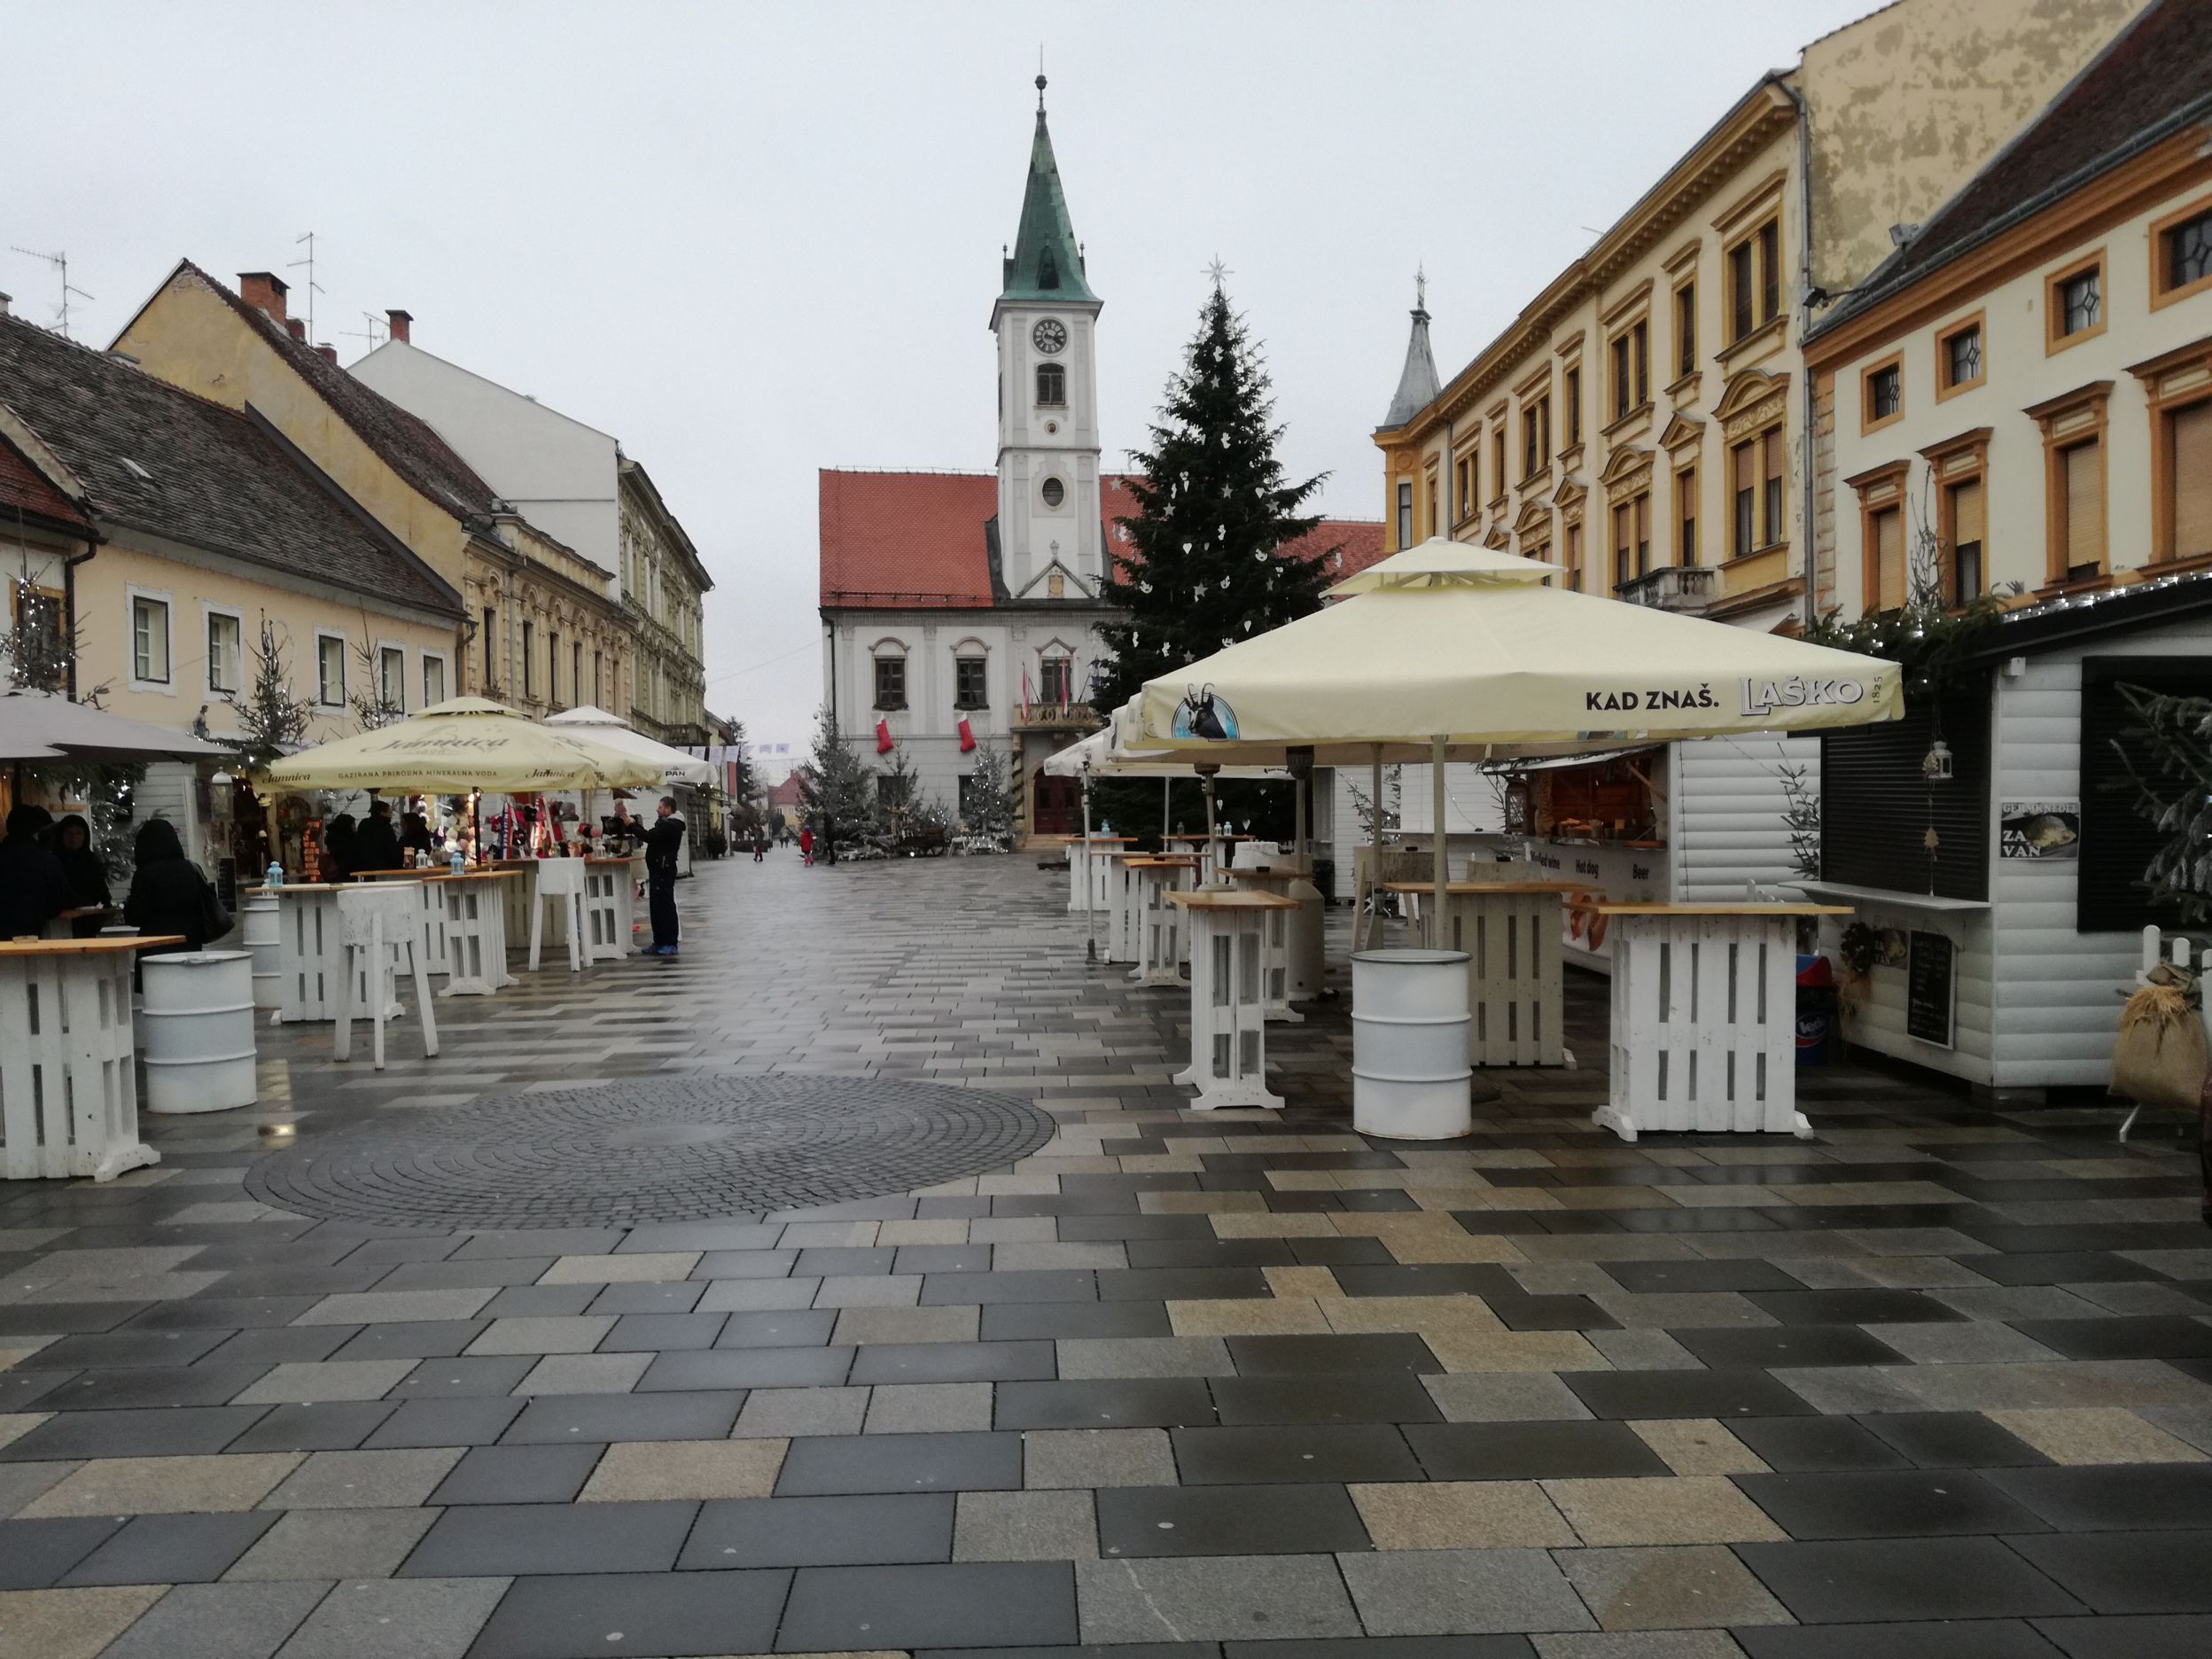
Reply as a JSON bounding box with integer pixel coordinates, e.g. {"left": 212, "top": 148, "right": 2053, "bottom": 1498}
{"left": 339, "top": 308, "right": 388, "bottom": 351}
{"left": 10, "top": 246, "right": 94, "bottom": 339}
{"left": 289, "top": 231, "right": 327, "bottom": 347}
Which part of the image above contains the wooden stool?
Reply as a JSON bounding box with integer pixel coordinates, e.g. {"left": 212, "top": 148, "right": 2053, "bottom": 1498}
{"left": 334, "top": 884, "right": 439, "bottom": 1070}
{"left": 530, "top": 858, "right": 588, "bottom": 972}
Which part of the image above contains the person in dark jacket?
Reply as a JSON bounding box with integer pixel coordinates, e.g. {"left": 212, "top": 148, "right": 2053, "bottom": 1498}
{"left": 51, "top": 814, "right": 112, "bottom": 937}
{"left": 351, "top": 799, "right": 403, "bottom": 874}
{"left": 0, "top": 803, "right": 72, "bottom": 939}
{"left": 322, "top": 814, "right": 358, "bottom": 883}
{"left": 643, "top": 796, "right": 685, "bottom": 956}
{"left": 398, "top": 811, "right": 435, "bottom": 861}
{"left": 123, "top": 818, "right": 225, "bottom": 954}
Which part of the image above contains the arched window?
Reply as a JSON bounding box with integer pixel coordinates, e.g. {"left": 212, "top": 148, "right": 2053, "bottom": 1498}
{"left": 953, "top": 638, "right": 989, "bottom": 710}
{"left": 1036, "top": 362, "right": 1066, "bottom": 407}
{"left": 870, "top": 641, "right": 908, "bottom": 711}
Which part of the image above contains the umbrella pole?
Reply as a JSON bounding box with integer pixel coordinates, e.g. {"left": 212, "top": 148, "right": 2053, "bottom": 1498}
{"left": 1162, "top": 776, "right": 1170, "bottom": 840}
{"left": 1082, "top": 775, "right": 1095, "bottom": 963}
{"left": 1431, "top": 736, "right": 1448, "bottom": 949}
{"left": 1204, "top": 773, "right": 1219, "bottom": 885}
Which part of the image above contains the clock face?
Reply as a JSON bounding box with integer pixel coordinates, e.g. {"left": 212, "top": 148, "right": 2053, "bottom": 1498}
{"left": 1032, "top": 318, "right": 1067, "bottom": 355}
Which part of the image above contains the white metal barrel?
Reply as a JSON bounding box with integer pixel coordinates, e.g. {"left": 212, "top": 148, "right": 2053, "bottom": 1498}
{"left": 140, "top": 950, "right": 258, "bottom": 1114}
{"left": 1351, "top": 947, "right": 1473, "bottom": 1140}
{"left": 241, "top": 892, "right": 283, "bottom": 1012}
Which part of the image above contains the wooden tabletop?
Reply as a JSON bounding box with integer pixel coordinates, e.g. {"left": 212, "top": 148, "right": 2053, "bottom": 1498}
{"left": 0, "top": 934, "right": 186, "bottom": 957}
{"left": 1125, "top": 856, "right": 1203, "bottom": 869}
{"left": 1383, "top": 880, "right": 1583, "bottom": 896}
{"left": 1231, "top": 867, "right": 1313, "bottom": 882}
{"left": 1592, "top": 903, "right": 1852, "bottom": 917}
{"left": 354, "top": 868, "right": 436, "bottom": 880}
{"left": 1166, "top": 889, "right": 1300, "bottom": 912}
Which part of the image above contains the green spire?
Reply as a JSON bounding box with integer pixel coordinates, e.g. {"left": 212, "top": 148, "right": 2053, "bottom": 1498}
{"left": 1002, "top": 76, "right": 1095, "bottom": 304}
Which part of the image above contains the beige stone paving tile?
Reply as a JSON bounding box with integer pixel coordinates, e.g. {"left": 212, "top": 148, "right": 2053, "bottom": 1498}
{"left": 260, "top": 1447, "right": 461, "bottom": 1509}
{"left": 954, "top": 1489, "right": 1097, "bottom": 1562}
{"left": 1427, "top": 1329, "right": 1606, "bottom": 1373}
{"left": 0, "top": 1414, "right": 49, "bottom": 1453}
{"left": 1435, "top": 1189, "right": 1566, "bottom": 1213}
{"left": 22, "top": 1453, "right": 303, "bottom": 1516}
{"left": 975, "top": 1173, "right": 1061, "bottom": 1196}
{"left": 1320, "top": 1296, "right": 1505, "bottom": 1337}
{"left": 1542, "top": 1476, "right": 1785, "bottom": 1546}
{"left": 466, "top": 1316, "right": 615, "bottom": 1355}
{"left": 1265, "top": 1171, "right": 1344, "bottom": 1192}
{"left": 1462, "top": 1149, "right": 1562, "bottom": 1168}
{"left": 1375, "top": 1232, "right": 1538, "bottom": 1266}
{"left": 1985, "top": 1407, "right": 2212, "bottom": 1466}
{"left": 875, "top": 1219, "right": 970, "bottom": 1246}
{"left": 1141, "top": 1190, "right": 1266, "bottom": 1215}
{"left": 1511, "top": 1236, "right": 1701, "bottom": 1263}
{"left": 832, "top": 1305, "right": 978, "bottom": 1344}
{"left": 1554, "top": 1544, "right": 1791, "bottom": 1632}
{"left": 1209, "top": 1211, "right": 1339, "bottom": 1237}
{"left": 1630, "top": 1421, "right": 1768, "bottom": 1476}
{"left": 538, "top": 1251, "right": 701, "bottom": 1285}
{"left": 1547, "top": 1149, "right": 1663, "bottom": 1168}
{"left": 1168, "top": 1297, "right": 1332, "bottom": 1337}
{"left": 1843, "top": 1256, "right": 1996, "bottom": 1290}
{"left": 1638, "top": 1150, "right": 1717, "bottom": 1170}
{"left": 1023, "top": 1427, "right": 1176, "bottom": 1488}
{"left": 1350, "top": 1480, "right": 1576, "bottom": 1548}
{"left": 1118, "top": 1156, "right": 1206, "bottom": 1174}
{"left": 232, "top": 1359, "right": 419, "bottom": 1405}
{"left": 1665, "top": 1186, "right": 1786, "bottom": 1210}
{"left": 1546, "top": 1188, "right": 1685, "bottom": 1212}
{"left": 1531, "top": 1630, "right": 1750, "bottom": 1658}
{"left": 1056, "top": 1336, "right": 1235, "bottom": 1379}
{"left": 1303, "top": 1135, "right": 1373, "bottom": 1152}
{"left": 582, "top": 1437, "right": 787, "bottom": 1500}
{"left": 513, "top": 1352, "right": 653, "bottom": 1394}
{"left": 1512, "top": 1264, "right": 1619, "bottom": 1297}
{"left": 0, "top": 1462, "right": 80, "bottom": 1520}
{"left": 1019, "top": 1156, "right": 1121, "bottom": 1176}
{"left": 969, "top": 1218, "right": 1056, "bottom": 1243}
{"left": 0, "top": 1585, "right": 167, "bottom": 1659}
{"left": 993, "top": 1242, "right": 1126, "bottom": 1272}
{"left": 1589, "top": 1293, "right": 1772, "bottom": 1331}
{"left": 1263, "top": 1266, "right": 1342, "bottom": 1300}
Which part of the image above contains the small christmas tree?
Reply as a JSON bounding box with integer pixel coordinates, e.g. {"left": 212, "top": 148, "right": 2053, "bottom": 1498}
{"left": 799, "top": 705, "right": 874, "bottom": 859}
{"left": 962, "top": 744, "right": 1016, "bottom": 847}
{"left": 349, "top": 638, "right": 404, "bottom": 731}
{"left": 230, "top": 615, "right": 312, "bottom": 770}
{"left": 2113, "top": 682, "right": 2212, "bottom": 923}
{"left": 1090, "top": 277, "right": 1333, "bottom": 717}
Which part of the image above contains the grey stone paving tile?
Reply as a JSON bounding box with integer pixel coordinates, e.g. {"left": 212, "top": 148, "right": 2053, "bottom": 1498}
{"left": 1024, "top": 1426, "right": 1178, "bottom": 1487}
{"left": 732, "top": 1385, "right": 871, "bottom": 1437}
{"left": 271, "top": 1574, "right": 510, "bottom": 1658}
{"left": 96, "top": 1579, "right": 331, "bottom": 1659}
{"left": 260, "top": 1447, "right": 463, "bottom": 1509}
{"left": 1078, "top": 1554, "right": 1362, "bottom": 1642}
{"left": 954, "top": 1488, "right": 1098, "bottom": 1561}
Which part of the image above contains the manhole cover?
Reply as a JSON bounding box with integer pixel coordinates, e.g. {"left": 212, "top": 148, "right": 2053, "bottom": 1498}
{"left": 245, "top": 1076, "right": 1057, "bottom": 1230}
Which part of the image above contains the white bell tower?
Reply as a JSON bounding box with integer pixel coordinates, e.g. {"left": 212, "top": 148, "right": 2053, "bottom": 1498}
{"left": 991, "top": 74, "right": 1102, "bottom": 603}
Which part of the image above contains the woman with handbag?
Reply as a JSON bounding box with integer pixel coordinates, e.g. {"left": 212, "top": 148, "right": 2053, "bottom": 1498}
{"left": 123, "top": 818, "right": 231, "bottom": 954}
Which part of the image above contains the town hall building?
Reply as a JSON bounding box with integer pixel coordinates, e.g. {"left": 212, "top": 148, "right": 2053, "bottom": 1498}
{"left": 818, "top": 78, "right": 1380, "bottom": 837}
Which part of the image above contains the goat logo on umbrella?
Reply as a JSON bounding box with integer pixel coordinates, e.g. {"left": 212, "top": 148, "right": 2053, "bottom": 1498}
{"left": 1173, "top": 685, "right": 1239, "bottom": 741}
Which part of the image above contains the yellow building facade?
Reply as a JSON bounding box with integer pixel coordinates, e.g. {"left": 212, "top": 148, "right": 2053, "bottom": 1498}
{"left": 1375, "top": 0, "right": 2149, "bottom": 634}
{"left": 111, "top": 263, "right": 633, "bottom": 720}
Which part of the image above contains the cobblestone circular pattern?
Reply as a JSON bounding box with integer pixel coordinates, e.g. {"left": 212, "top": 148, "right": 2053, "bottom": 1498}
{"left": 245, "top": 1076, "right": 1058, "bottom": 1230}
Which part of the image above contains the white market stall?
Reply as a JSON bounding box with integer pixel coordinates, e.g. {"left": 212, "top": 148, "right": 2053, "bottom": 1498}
{"left": 1124, "top": 539, "right": 1904, "bottom": 1138}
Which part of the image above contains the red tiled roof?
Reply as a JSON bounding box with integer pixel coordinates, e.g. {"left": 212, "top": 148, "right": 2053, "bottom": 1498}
{"left": 767, "top": 775, "right": 808, "bottom": 806}
{"left": 0, "top": 433, "right": 90, "bottom": 533}
{"left": 819, "top": 467, "right": 1385, "bottom": 607}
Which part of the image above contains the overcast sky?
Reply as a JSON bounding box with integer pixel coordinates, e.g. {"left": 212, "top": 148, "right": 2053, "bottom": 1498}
{"left": 8, "top": 0, "right": 1877, "bottom": 748}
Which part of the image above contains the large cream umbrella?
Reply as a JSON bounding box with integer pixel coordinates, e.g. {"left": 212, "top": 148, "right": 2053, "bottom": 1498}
{"left": 543, "top": 705, "right": 715, "bottom": 787}
{"left": 1130, "top": 540, "right": 1904, "bottom": 939}
{"left": 262, "top": 697, "right": 665, "bottom": 794}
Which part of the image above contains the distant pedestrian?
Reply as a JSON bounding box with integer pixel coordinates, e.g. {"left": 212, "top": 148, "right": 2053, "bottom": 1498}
{"left": 752, "top": 827, "right": 767, "bottom": 862}
{"left": 643, "top": 796, "right": 685, "bottom": 956}
{"left": 0, "top": 804, "right": 72, "bottom": 939}
{"left": 322, "top": 814, "right": 358, "bottom": 883}
{"left": 352, "top": 799, "right": 403, "bottom": 873}
{"left": 798, "top": 825, "right": 814, "bottom": 867}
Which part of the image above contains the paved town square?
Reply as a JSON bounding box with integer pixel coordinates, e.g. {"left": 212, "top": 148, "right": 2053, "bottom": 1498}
{"left": 4, "top": 853, "right": 2209, "bottom": 1659}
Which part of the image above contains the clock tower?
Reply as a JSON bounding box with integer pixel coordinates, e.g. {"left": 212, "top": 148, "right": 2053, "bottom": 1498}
{"left": 990, "top": 74, "right": 1102, "bottom": 603}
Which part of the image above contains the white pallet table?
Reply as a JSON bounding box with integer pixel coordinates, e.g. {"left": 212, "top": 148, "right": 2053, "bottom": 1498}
{"left": 529, "top": 859, "right": 589, "bottom": 973}
{"left": 251, "top": 885, "right": 401, "bottom": 1025}
{"left": 1102, "top": 852, "right": 1147, "bottom": 965}
{"left": 584, "top": 857, "right": 638, "bottom": 962}
{"left": 0, "top": 935, "right": 177, "bottom": 1180}
{"left": 434, "top": 872, "right": 518, "bottom": 996}
{"left": 333, "top": 884, "right": 440, "bottom": 1071}
{"left": 354, "top": 868, "right": 450, "bottom": 977}
{"left": 1228, "top": 868, "right": 1312, "bottom": 1024}
{"left": 1167, "top": 889, "right": 1299, "bottom": 1110}
{"left": 1126, "top": 855, "right": 1201, "bottom": 988}
{"left": 1593, "top": 903, "right": 1849, "bottom": 1141}
{"left": 1067, "top": 837, "right": 1137, "bottom": 914}
{"left": 1385, "top": 881, "right": 1579, "bottom": 1067}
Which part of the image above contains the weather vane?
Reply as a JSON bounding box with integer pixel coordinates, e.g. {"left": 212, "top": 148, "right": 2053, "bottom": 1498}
{"left": 1415, "top": 262, "right": 1428, "bottom": 311}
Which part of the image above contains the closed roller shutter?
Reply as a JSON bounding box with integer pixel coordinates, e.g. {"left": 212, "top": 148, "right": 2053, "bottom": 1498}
{"left": 1820, "top": 674, "right": 1991, "bottom": 901}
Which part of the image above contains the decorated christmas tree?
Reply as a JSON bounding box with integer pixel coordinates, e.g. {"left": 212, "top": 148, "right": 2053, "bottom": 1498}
{"left": 961, "top": 743, "right": 1016, "bottom": 848}
{"left": 799, "top": 705, "right": 875, "bottom": 861}
{"left": 230, "top": 616, "right": 313, "bottom": 770}
{"left": 1090, "top": 276, "right": 1333, "bottom": 718}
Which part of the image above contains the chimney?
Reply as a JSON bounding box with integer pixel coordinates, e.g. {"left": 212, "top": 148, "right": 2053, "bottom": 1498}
{"left": 238, "top": 271, "right": 288, "bottom": 326}
{"left": 0, "top": 292, "right": 11, "bottom": 318}
{"left": 386, "top": 308, "right": 412, "bottom": 345}
{"left": 315, "top": 344, "right": 337, "bottom": 364}
{"left": 285, "top": 318, "right": 306, "bottom": 341}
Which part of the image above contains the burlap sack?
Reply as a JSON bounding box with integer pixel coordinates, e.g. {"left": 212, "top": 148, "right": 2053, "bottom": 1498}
{"left": 2112, "top": 970, "right": 2211, "bottom": 1114}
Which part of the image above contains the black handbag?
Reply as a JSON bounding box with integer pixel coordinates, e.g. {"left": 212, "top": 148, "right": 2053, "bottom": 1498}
{"left": 196, "top": 869, "right": 233, "bottom": 942}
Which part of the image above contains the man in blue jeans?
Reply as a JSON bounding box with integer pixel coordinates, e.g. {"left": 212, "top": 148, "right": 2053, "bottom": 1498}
{"left": 643, "top": 796, "right": 685, "bottom": 957}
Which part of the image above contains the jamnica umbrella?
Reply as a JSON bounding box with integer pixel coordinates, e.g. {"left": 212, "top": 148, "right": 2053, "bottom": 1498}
{"left": 261, "top": 697, "right": 664, "bottom": 794}
{"left": 1130, "top": 539, "right": 1904, "bottom": 936}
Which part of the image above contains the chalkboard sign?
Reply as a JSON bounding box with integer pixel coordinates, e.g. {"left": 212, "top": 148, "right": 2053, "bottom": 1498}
{"left": 1906, "top": 930, "right": 1956, "bottom": 1049}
